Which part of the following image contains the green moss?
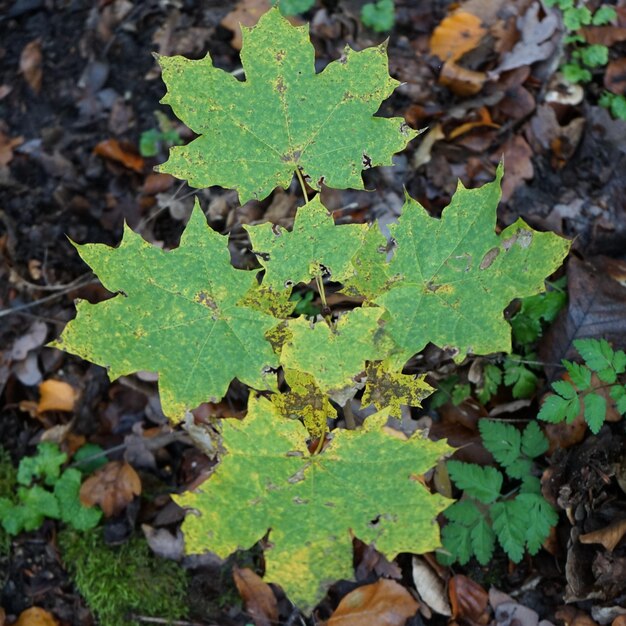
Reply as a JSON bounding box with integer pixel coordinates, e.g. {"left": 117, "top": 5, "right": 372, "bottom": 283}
{"left": 0, "top": 447, "right": 17, "bottom": 556}
{"left": 58, "top": 528, "right": 188, "bottom": 626}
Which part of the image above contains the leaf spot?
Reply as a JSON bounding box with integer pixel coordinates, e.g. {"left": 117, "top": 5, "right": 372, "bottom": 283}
{"left": 293, "top": 496, "right": 309, "bottom": 504}
{"left": 480, "top": 247, "right": 500, "bottom": 270}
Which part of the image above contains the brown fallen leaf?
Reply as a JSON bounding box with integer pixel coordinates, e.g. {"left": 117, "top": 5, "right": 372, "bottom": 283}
{"left": 0, "top": 128, "right": 24, "bottom": 167}
{"left": 233, "top": 566, "right": 278, "bottom": 626}
{"left": 327, "top": 579, "right": 419, "bottom": 626}
{"left": 38, "top": 379, "right": 78, "bottom": 413}
{"left": 604, "top": 58, "right": 626, "bottom": 95}
{"left": 540, "top": 256, "right": 626, "bottom": 374}
{"left": 439, "top": 61, "right": 486, "bottom": 96}
{"left": 15, "top": 607, "right": 59, "bottom": 626}
{"left": 411, "top": 556, "right": 451, "bottom": 616}
{"left": 496, "top": 135, "right": 534, "bottom": 202}
{"left": 430, "top": 12, "right": 487, "bottom": 62}
{"left": 222, "top": 0, "right": 273, "bottom": 50}
{"left": 449, "top": 575, "right": 490, "bottom": 625}
{"left": 449, "top": 107, "right": 499, "bottom": 140}
{"left": 93, "top": 139, "right": 144, "bottom": 173}
{"left": 555, "top": 606, "right": 599, "bottom": 626}
{"left": 580, "top": 519, "right": 626, "bottom": 552}
{"left": 80, "top": 460, "right": 141, "bottom": 517}
{"left": 142, "top": 172, "right": 176, "bottom": 195}
{"left": 20, "top": 39, "right": 43, "bottom": 93}
{"left": 581, "top": 25, "right": 626, "bottom": 46}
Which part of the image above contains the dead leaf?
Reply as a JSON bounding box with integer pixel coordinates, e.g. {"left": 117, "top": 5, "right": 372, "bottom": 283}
{"left": 555, "top": 606, "right": 599, "bottom": 626}
{"left": 80, "top": 460, "right": 141, "bottom": 517}
{"left": 142, "top": 524, "right": 185, "bottom": 561}
{"left": 232, "top": 566, "right": 278, "bottom": 626}
{"left": 413, "top": 124, "right": 445, "bottom": 169}
{"left": 543, "top": 412, "right": 587, "bottom": 454}
{"left": 497, "top": 135, "right": 534, "bottom": 201}
{"left": 612, "top": 616, "right": 626, "bottom": 626}
{"left": 15, "top": 607, "right": 59, "bottom": 626}
{"left": 604, "top": 58, "right": 626, "bottom": 95}
{"left": 142, "top": 173, "right": 176, "bottom": 195}
{"left": 448, "top": 107, "right": 499, "bottom": 139}
{"left": 20, "top": 39, "right": 43, "bottom": 93}
{"left": 93, "top": 139, "right": 144, "bottom": 173}
{"left": 0, "top": 129, "right": 24, "bottom": 167}
{"left": 580, "top": 519, "right": 626, "bottom": 552}
{"left": 411, "top": 556, "right": 451, "bottom": 616}
{"left": 38, "top": 379, "right": 78, "bottom": 413}
{"left": 439, "top": 61, "right": 487, "bottom": 96}
{"left": 327, "top": 579, "right": 419, "bottom": 626}
{"left": 449, "top": 575, "right": 489, "bottom": 625}
{"left": 581, "top": 26, "right": 626, "bottom": 46}
{"left": 540, "top": 256, "right": 626, "bottom": 374}
{"left": 221, "top": 0, "right": 303, "bottom": 51}
{"left": 494, "top": 3, "right": 558, "bottom": 74}
{"left": 0, "top": 85, "right": 12, "bottom": 100}
{"left": 430, "top": 12, "right": 487, "bottom": 62}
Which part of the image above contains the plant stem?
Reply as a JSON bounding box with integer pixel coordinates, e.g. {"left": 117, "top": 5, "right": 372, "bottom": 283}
{"left": 315, "top": 271, "right": 335, "bottom": 331}
{"left": 343, "top": 400, "right": 356, "bottom": 430}
{"left": 295, "top": 167, "right": 309, "bottom": 203}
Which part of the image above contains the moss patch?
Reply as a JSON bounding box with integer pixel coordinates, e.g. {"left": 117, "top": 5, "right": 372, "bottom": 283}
{"left": 0, "top": 447, "right": 17, "bottom": 556}
{"left": 58, "top": 528, "right": 188, "bottom": 626}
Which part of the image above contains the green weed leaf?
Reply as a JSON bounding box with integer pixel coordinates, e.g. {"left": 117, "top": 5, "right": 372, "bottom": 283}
{"left": 17, "top": 442, "right": 67, "bottom": 487}
{"left": 178, "top": 396, "right": 451, "bottom": 609}
{"left": 583, "top": 393, "right": 606, "bottom": 434}
{"left": 54, "top": 469, "right": 102, "bottom": 531}
{"left": 157, "top": 8, "right": 415, "bottom": 203}
{"left": 52, "top": 201, "right": 279, "bottom": 421}
{"left": 375, "top": 165, "right": 570, "bottom": 367}
{"left": 503, "top": 358, "right": 538, "bottom": 398}
{"left": 521, "top": 421, "right": 548, "bottom": 458}
{"left": 478, "top": 420, "right": 521, "bottom": 467}
{"left": 447, "top": 461, "right": 502, "bottom": 504}
{"left": 490, "top": 500, "right": 527, "bottom": 562}
{"left": 361, "top": 0, "right": 395, "bottom": 33}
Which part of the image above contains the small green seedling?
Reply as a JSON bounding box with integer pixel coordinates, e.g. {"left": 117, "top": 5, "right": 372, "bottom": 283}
{"left": 53, "top": 8, "right": 570, "bottom": 609}
{"left": 362, "top": 0, "right": 395, "bottom": 32}
{"left": 0, "top": 442, "right": 102, "bottom": 535}
{"left": 538, "top": 338, "right": 626, "bottom": 434}
{"left": 441, "top": 420, "right": 557, "bottom": 565}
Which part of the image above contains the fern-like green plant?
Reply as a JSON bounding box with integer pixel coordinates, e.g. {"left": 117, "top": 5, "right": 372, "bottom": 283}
{"left": 538, "top": 338, "right": 626, "bottom": 434}
{"left": 441, "top": 420, "right": 557, "bottom": 565}
{"left": 51, "top": 7, "right": 570, "bottom": 609}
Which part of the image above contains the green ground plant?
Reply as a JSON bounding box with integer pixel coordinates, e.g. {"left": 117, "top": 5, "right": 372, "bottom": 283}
{"left": 53, "top": 8, "right": 570, "bottom": 609}
{"left": 0, "top": 442, "right": 101, "bottom": 535}
{"left": 441, "top": 420, "right": 557, "bottom": 565}
{"left": 538, "top": 338, "right": 626, "bottom": 434}
{"left": 0, "top": 447, "right": 17, "bottom": 556}
{"left": 545, "top": 0, "right": 626, "bottom": 120}
{"left": 59, "top": 528, "right": 188, "bottom": 626}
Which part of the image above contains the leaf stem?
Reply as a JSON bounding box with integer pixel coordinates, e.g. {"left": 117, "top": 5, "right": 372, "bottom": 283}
{"left": 314, "top": 271, "right": 335, "bottom": 331}
{"left": 343, "top": 400, "right": 356, "bottom": 430}
{"left": 295, "top": 167, "right": 309, "bottom": 203}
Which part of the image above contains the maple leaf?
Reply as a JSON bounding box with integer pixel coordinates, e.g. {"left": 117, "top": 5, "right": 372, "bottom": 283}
{"left": 245, "top": 197, "right": 367, "bottom": 290}
{"left": 361, "top": 361, "right": 434, "bottom": 418}
{"left": 280, "top": 308, "right": 385, "bottom": 399}
{"left": 51, "top": 201, "right": 279, "bottom": 421}
{"left": 375, "top": 165, "right": 570, "bottom": 368}
{"left": 272, "top": 369, "right": 337, "bottom": 437}
{"left": 157, "top": 8, "right": 416, "bottom": 203}
{"left": 178, "top": 396, "right": 452, "bottom": 609}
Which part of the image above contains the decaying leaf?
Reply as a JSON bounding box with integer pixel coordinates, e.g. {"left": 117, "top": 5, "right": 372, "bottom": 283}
{"left": 375, "top": 164, "right": 570, "bottom": 368}
{"left": 430, "top": 12, "right": 486, "bottom": 63}
{"left": 580, "top": 519, "right": 626, "bottom": 552}
{"left": 51, "top": 200, "right": 279, "bottom": 420}
{"left": 15, "top": 607, "right": 59, "bottom": 626}
{"left": 93, "top": 139, "right": 145, "bottom": 173}
{"left": 411, "top": 555, "right": 451, "bottom": 616}
{"left": 327, "top": 579, "right": 419, "bottom": 626}
{"left": 233, "top": 565, "right": 278, "bottom": 626}
{"left": 178, "top": 396, "right": 452, "bottom": 609}
{"left": 37, "top": 379, "right": 78, "bottom": 413}
{"left": 158, "top": 8, "right": 416, "bottom": 203}
{"left": 19, "top": 39, "right": 43, "bottom": 93}
{"left": 361, "top": 361, "right": 434, "bottom": 419}
{"left": 79, "top": 460, "right": 141, "bottom": 517}
{"left": 449, "top": 574, "right": 489, "bottom": 624}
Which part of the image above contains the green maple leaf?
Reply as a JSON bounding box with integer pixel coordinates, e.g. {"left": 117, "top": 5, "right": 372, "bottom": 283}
{"left": 245, "top": 197, "right": 367, "bottom": 290}
{"left": 157, "top": 8, "right": 416, "bottom": 203}
{"left": 374, "top": 165, "right": 570, "bottom": 368}
{"left": 178, "top": 396, "right": 452, "bottom": 609}
{"left": 361, "top": 361, "right": 434, "bottom": 418}
{"left": 52, "top": 201, "right": 279, "bottom": 421}
{"left": 280, "top": 308, "right": 384, "bottom": 398}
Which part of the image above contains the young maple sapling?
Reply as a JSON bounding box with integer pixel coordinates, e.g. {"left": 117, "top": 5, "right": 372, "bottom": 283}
{"left": 52, "top": 8, "right": 570, "bottom": 609}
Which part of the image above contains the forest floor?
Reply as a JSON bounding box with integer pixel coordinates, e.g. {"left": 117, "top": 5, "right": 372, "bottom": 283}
{"left": 1, "top": 0, "right": 626, "bottom": 625}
